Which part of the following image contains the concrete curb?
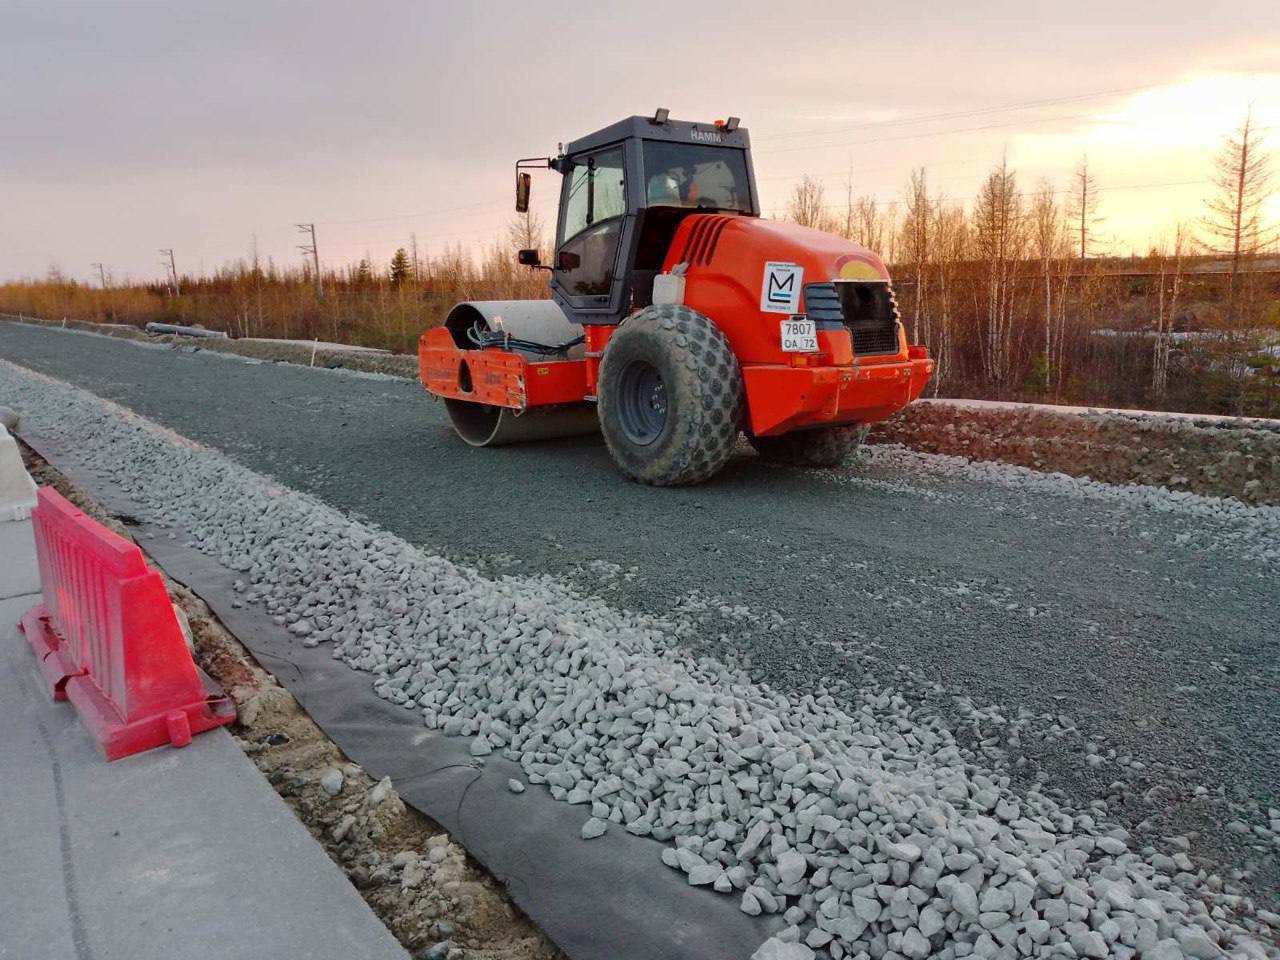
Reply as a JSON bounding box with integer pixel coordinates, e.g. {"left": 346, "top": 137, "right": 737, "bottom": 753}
{"left": 0, "top": 424, "right": 38, "bottom": 522}
{"left": 0, "top": 424, "right": 41, "bottom": 600}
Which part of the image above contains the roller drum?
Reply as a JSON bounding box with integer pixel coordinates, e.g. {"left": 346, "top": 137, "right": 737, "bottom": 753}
{"left": 441, "top": 300, "right": 598, "bottom": 447}
{"left": 444, "top": 400, "right": 599, "bottom": 447}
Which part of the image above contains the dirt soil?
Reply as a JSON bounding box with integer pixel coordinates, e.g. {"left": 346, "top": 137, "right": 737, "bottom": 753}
{"left": 869, "top": 399, "right": 1280, "bottom": 504}
{"left": 19, "top": 442, "right": 563, "bottom": 960}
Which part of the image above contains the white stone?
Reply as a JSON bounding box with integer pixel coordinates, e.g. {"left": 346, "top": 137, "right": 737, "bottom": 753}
{"left": 776, "top": 849, "right": 807, "bottom": 885}
{"left": 319, "top": 768, "right": 344, "bottom": 796}
{"left": 750, "top": 937, "right": 814, "bottom": 960}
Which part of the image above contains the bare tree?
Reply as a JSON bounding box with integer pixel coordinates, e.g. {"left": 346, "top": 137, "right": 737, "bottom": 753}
{"left": 1029, "top": 179, "right": 1062, "bottom": 391}
{"left": 1200, "top": 108, "right": 1276, "bottom": 334}
{"left": 899, "top": 169, "right": 932, "bottom": 344}
{"left": 839, "top": 164, "right": 857, "bottom": 241}
{"left": 508, "top": 210, "right": 547, "bottom": 256}
{"left": 787, "top": 176, "right": 830, "bottom": 230}
{"left": 1152, "top": 225, "right": 1186, "bottom": 400}
{"left": 1066, "top": 155, "right": 1103, "bottom": 262}
{"left": 972, "top": 156, "right": 1027, "bottom": 389}
{"left": 929, "top": 201, "right": 967, "bottom": 392}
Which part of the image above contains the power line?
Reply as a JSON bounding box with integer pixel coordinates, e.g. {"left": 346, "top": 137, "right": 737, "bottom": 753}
{"left": 747, "top": 59, "right": 1280, "bottom": 148}
{"left": 814, "top": 177, "right": 1211, "bottom": 212}
{"left": 757, "top": 109, "right": 1103, "bottom": 157}
{"left": 754, "top": 152, "right": 996, "bottom": 186}
{"left": 159, "top": 248, "right": 178, "bottom": 295}
{"left": 314, "top": 199, "right": 512, "bottom": 226}
{"left": 296, "top": 223, "right": 322, "bottom": 300}
{"left": 750, "top": 81, "right": 1166, "bottom": 145}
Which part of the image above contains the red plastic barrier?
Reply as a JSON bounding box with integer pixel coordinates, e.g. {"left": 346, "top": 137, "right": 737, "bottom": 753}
{"left": 19, "top": 487, "right": 234, "bottom": 760}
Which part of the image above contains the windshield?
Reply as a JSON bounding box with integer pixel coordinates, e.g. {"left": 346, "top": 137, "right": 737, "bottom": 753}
{"left": 559, "top": 147, "right": 626, "bottom": 246}
{"left": 642, "top": 141, "right": 751, "bottom": 212}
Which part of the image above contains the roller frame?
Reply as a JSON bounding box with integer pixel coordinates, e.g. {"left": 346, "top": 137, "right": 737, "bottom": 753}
{"left": 419, "top": 300, "right": 600, "bottom": 447}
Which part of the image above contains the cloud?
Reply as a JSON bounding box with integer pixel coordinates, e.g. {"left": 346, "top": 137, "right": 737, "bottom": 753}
{"left": 1, "top": 0, "right": 1277, "bottom": 278}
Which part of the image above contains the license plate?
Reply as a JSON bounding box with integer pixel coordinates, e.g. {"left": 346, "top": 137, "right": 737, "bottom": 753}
{"left": 781, "top": 315, "right": 818, "bottom": 353}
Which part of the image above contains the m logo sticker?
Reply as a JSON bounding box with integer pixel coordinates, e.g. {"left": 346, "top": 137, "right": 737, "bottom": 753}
{"left": 760, "top": 262, "right": 803, "bottom": 314}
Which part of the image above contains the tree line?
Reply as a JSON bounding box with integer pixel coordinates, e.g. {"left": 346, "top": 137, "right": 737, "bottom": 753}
{"left": 0, "top": 216, "right": 550, "bottom": 356}
{"left": 785, "top": 112, "right": 1278, "bottom": 416}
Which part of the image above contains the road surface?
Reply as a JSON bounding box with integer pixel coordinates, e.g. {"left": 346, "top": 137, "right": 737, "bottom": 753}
{"left": 1, "top": 320, "right": 1275, "bottom": 908}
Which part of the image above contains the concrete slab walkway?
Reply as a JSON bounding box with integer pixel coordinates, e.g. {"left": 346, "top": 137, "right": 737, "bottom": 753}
{"left": 0, "top": 451, "right": 408, "bottom": 960}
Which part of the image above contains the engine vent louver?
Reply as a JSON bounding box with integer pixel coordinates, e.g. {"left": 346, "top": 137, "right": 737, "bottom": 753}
{"left": 801, "top": 283, "right": 844, "bottom": 323}
{"left": 679, "top": 216, "right": 731, "bottom": 267}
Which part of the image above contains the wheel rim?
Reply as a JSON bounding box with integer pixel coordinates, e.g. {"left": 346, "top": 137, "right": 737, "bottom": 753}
{"left": 616, "top": 359, "right": 667, "bottom": 445}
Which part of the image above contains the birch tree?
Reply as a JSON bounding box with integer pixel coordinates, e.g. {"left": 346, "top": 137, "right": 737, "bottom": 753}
{"left": 1152, "top": 225, "right": 1186, "bottom": 400}
{"left": 899, "top": 168, "right": 932, "bottom": 344}
{"left": 1029, "top": 180, "right": 1060, "bottom": 391}
{"left": 929, "top": 202, "right": 968, "bottom": 392}
{"left": 788, "top": 176, "right": 830, "bottom": 230}
{"left": 972, "top": 157, "right": 1026, "bottom": 389}
{"left": 839, "top": 185, "right": 894, "bottom": 256}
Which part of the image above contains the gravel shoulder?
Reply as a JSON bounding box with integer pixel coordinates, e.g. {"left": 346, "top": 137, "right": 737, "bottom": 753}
{"left": 1, "top": 319, "right": 1277, "bottom": 958}
{"left": 20, "top": 443, "right": 560, "bottom": 960}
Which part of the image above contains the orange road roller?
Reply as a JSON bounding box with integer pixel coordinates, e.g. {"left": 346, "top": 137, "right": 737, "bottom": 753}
{"left": 420, "top": 110, "right": 933, "bottom": 486}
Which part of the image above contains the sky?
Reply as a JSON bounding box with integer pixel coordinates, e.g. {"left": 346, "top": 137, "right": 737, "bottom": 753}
{"left": 1, "top": 0, "right": 1278, "bottom": 285}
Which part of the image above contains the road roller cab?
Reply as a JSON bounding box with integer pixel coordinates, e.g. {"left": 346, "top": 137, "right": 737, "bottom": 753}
{"left": 419, "top": 110, "right": 934, "bottom": 485}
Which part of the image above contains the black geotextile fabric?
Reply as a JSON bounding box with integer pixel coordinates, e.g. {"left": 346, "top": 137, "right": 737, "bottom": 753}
{"left": 26, "top": 432, "right": 776, "bottom": 960}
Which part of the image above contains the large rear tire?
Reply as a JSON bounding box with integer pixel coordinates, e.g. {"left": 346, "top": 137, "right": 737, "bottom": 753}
{"left": 749, "top": 424, "right": 868, "bottom": 467}
{"left": 597, "top": 305, "right": 743, "bottom": 486}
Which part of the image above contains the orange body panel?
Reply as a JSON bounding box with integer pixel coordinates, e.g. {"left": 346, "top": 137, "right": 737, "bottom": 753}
{"left": 663, "top": 216, "right": 901, "bottom": 366}
{"left": 419, "top": 326, "right": 587, "bottom": 410}
{"left": 743, "top": 356, "right": 934, "bottom": 436}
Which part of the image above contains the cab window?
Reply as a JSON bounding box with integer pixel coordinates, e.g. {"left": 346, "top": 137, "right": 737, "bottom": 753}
{"left": 559, "top": 147, "right": 625, "bottom": 245}
{"left": 557, "top": 147, "right": 626, "bottom": 297}
{"left": 642, "top": 141, "right": 751, "bottom": 212}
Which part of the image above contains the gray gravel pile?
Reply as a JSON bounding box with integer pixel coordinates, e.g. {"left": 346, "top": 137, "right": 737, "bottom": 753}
{"left": 868, "top": 402, "right": 1280, "bottom": 505}
{"left": 2, "top": 359, "right": 1276, "bottom": 960}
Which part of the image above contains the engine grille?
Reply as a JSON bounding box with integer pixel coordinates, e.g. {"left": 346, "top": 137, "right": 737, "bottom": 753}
{"left": 803, "top": 281, "right": 902, "bottom": 357}
{"left": 848, "top": 321, "right": 901, "bottom": 357}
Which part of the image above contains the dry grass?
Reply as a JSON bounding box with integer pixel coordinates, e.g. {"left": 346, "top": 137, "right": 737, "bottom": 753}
{"left": 1, "top": 242, "right": 549, "bottom": 355}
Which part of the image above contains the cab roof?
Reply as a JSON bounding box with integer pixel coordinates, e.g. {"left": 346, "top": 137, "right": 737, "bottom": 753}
{"left": 563, "top": 115, "right": 751, "bottom": 157}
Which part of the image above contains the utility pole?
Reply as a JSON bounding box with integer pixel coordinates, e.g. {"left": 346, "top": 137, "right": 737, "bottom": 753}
{"left": 91, "top": 262, "right": 107, "bottom": 288}
{"left": 296, "top": 223, "right": 323, "bottom": 300}
{"left": 159, "top": 249, "right": 179, "bottom": 296}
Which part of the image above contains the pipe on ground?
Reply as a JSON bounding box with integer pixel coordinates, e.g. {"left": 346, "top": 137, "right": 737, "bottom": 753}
{"left": 145, "top": 322, "right": 229, "bottom": 339}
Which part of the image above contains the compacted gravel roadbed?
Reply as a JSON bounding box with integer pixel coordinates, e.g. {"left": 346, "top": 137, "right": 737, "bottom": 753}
{"left": 1, "top": 320, "right": 1277, "bottom": 957}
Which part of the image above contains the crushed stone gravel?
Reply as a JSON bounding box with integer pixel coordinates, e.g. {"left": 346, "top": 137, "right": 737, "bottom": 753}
{"left": 2, "top": 359, "right": 1277, "bottom": 959}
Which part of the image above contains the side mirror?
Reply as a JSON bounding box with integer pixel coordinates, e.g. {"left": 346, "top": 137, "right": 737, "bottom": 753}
{"left": 517, "top": 248, "right": 541, "bottom": 267}
{"left": 557, "top": 250, "right": 581, "bottom": 271}
{"left": 516, "top": 172, "right": 531, "bottom": 213}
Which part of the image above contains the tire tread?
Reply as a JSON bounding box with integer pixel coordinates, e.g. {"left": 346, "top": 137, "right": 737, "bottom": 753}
{"left": 598, "top": 305, "right": 743, "bottom": 486}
